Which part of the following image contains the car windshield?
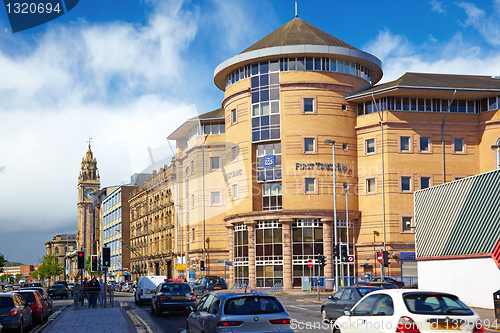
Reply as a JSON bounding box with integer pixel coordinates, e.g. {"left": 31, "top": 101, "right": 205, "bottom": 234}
{"left": 160, "top": 283, "right": 191, "bottom": 293}
{"left": 224, "top": 296, "right": 284, "bottom": 315}
{"left": 0, "top": 297, "right": 14, "bottom": 307}
{"left": 404, "top": 293, "right": 474, "bottom": 315}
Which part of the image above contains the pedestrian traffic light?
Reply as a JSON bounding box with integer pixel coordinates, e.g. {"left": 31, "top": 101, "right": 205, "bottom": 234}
{"left": 382, "top": 251, "right": 390, "bottom": 267}
{"left": 91, "top": 255, "right": 98, "bottom": 272}
{"left": 102, "top": 247, "right": 110, "bottom": 268}
{"left": 340, "top": 244, "right": 349, "bottom": 262}
{"left": 333, "top": 244, "right": 339, "bottom": 258}
{"left": 77, "top": 251, "right": 85, "bottom": 270}
{"left": 199, "top": 259, "right": 205, "bottom": 271}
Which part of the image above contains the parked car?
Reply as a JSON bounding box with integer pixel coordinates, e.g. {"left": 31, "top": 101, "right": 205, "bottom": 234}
{"left": 0, "top": 292, "right": 33, "bottom": 332}
{"left": 321, "top": 286, "right": 382, "bottom": 323}
{"left": 355, "top": 281, "right": 399, "bottom": 289}
{"left": 48, "top": 284, "right": 69, "bottom": 298}
{"left": 150, "top": 282, "right": 196, "bottom": 316}
{"left": 68, "top": 282, "right": 76, "bottom": 296}
{"left": 135, "top": 276, "right": 167, "bottom": 305}
{"left": 117, "top": 282, "right": 126, "bottom": 292}
{"left": 332, "top": 289, "right": 484, "bottom": 333}
{"left": 192, "top": 277, "right": 227, "bottom": 297}
{"left": 17, "top": 290, "right": 49, "bottom": 324}
{"left": 3, "top": 285, "right": 13, "bottom": 292}
{"left": 368, "top": 277, "right": 405, "bottom": 288}
{"left": 28, "top": 282, "right": 42, "bottom": 288}
{"left": 186, "top": 290, "right": 293, "bottom": 333}
{"left": 55, "top": 281, "right": 68, "bottom": 289}
{"left": 21, "top": 287, "right": 53, "bottom": 314}
{"left": 12, "top": 285, "right": 20, "bottom": 290}
{"left": 403, "top": 282, "right": 419, "bottom": 289}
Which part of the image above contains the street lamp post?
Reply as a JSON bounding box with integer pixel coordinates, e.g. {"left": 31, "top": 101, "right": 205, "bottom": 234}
{"left": 324, "top": 139, "right": 338, "bottom": 291}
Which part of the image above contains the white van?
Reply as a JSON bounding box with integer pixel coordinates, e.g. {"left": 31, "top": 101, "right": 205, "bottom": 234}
{"left": 134, "top": 275, "right": 167, "bottom": 305}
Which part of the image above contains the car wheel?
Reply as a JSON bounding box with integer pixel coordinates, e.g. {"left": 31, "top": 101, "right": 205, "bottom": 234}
{"left": 134, "top": 296, "right": 138, "bottom": 305}
{"left": 154, "top": 304, "right": 160, "bottom": 317}
{"left": 333, "top": 328, "right": 341, "bottom": 333}
{"left": 150, "top": 302, "right": 155, "bottom": 314}
{"left": 321, "top": 307, "right": 329, "bottom": 323}
{"left": 138, "top": 297, "right": 142, "bottom": 306}
{"left": 17, "top": 316, "right": 23, "bottom": 333}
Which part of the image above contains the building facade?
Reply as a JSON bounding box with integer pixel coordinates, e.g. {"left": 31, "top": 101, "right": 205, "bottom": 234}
{"left": 129, "top": 167, "right": 177, "bottom": 281}
{"left": 45, "top": 233, "right": 77, "bottom": 281}
{"left": 167, "top": 16, "right": 500, "bottom": 288}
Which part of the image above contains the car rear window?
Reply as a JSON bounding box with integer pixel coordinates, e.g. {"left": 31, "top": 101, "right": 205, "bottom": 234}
{"left": 403, "top": 293, "right": 474, "bottom": 315}
{"left": 0, "top": 297, "right": 14, "bottom": 307}
{"left": 224, "top": 296, "right": 284, "bottom": 315}
{"left": 207, "top": 278, "right": 225, "bottom": 285}
{"left": 160, "top": 283, "right": 191, "bottom": 293}
{"left": 358, "top": 287, "right": 380, "bottom": 297}
{"left": 19, "top": 292, "right": 36, "bottom": 302}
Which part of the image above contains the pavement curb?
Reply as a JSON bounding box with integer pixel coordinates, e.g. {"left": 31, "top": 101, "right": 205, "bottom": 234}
{"left": 35, "top": 304, "right": 70, "bottom": 333}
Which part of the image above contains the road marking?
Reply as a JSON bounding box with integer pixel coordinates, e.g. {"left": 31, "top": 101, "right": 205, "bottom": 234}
{"left": 121, "top": 302, "right": 153, "bottom": 333}
{"left": 288, "top": 305, "right": 309, "bottom": 311}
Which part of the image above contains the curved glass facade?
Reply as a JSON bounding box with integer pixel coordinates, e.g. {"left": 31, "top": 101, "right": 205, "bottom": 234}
{"left": 292, "top": 219, "right": 324, "bottom": 287}
{"left": 225, "top": 56, "right": 371, "bottom": 90}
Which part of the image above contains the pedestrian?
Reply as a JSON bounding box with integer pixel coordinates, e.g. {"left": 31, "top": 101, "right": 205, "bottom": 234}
{"left": 88, "top": 276, "right": 100, "bottom": 308}
{"left": 83, "top": 277, "right": 89, "bottom": 305}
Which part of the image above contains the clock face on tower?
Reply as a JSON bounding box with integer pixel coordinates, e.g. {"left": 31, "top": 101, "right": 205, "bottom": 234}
{"left": 85, "top": 189, "right": 93, "bottom": 199}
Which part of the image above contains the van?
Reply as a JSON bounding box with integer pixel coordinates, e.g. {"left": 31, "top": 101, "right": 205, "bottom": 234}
{"left": 134, "top": 275, "right": 167, "bottom": 305}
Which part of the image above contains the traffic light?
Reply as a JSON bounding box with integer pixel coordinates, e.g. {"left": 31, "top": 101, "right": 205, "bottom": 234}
{"left": 321, "top": 255, "right": 327, "bottom": 267}
{"left": 340, "top": 244, "right": 349, "bottom": 262}
{"left": 199, "top": 259, "right": 205, "bottom": 271}
{"left": 77, "top": 251, "right": 85, "bottom": 270}
{"left": 382, "top": 251, "right": 390, "bottom": 267}
{"left": 102, "top": 247, "right": 110, "bottom": 268}
{"left": 91, "top": 255, "right": 98, "bottom": 272}
{"left": 317, "top": 253, "right": 323, "bottom": 266}
{"left": 333, "top": 244, "right": 339, "bottom": 258}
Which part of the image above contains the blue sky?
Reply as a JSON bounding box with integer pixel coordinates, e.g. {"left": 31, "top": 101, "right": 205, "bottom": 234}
{"left": 0, "top": 0, "right": 499, "bottom": 265}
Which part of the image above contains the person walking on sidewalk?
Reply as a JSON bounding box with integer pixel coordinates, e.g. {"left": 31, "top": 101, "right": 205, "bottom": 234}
{"left": 83, "top": 278, "right": 89, "bottom": 305}
{"left": 88, "top": 276, "right": 100, "bottom": 308}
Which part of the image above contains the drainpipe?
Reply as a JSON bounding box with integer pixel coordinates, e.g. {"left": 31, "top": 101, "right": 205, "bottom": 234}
{"left": 442, "top": 90, "right": 457, "bottom": 184}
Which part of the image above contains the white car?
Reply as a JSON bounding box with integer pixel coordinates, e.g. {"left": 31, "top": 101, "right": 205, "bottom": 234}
{"left": 332, "top": 289, "right": 484, "bottom": 333}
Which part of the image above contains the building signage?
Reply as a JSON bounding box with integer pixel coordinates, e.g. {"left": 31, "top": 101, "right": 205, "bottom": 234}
{"left": 400, "top": 252, "right": 416, "bottom": 260}
{"left": 295, "top": 162, "right": 352, "bottom": 172}
{"left": 264, "top": 155, "right": 275, "bottom": 167}
{"left": 226, "top": 169, "right": 242, "bottom": 179}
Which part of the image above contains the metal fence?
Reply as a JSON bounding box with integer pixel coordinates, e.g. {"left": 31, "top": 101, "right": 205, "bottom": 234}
{"left": 73, "top": 289, "right": 114, "bottom": 308}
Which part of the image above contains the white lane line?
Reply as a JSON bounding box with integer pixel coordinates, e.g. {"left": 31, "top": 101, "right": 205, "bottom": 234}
{"left": 288, "top": 305, "right": 309, "bottom": 311}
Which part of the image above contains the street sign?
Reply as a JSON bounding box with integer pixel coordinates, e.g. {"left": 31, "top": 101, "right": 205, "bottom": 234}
{"left": 307, "top": 259, "right": 313, "bottom": 268}
{"left": 216, "top": 260, "right": 225, "bottom": 263}
{"left": 225, "top": 261, "right": 233, "bottom": 266}
{"left": 347, "top": 255, "right": 355, "bottom": 263}
{"left": 175, "top": 264, "right": 186, "bottom": 270}
{"left": 377, "top": 252, "right": 383, "bottom": 264}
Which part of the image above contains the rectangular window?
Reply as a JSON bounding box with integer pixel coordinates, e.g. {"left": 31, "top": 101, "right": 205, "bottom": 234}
{"left": 211, "top": 157, "right": 220, "bottom": 170}
{"left": 420, "top": 177, "right": 430, "bottom": 189}
{"left": 211, "top": 191, "right": 221, "bottom": 205}
{"left": 192, "top": 228, "right": 195, "bottom": 241}
{"left": 400, "top": 136, "right": 411, "bottom": 152}
{"left": 342, "top": 143, "right": 348, "bottom": 150}
{"left": 304, "top": 178, "right": 316, "bottom": 193}
{"left": 231, "top": 109, "right": 237, "bottom": 124}
{"left": 401, "top": 176, "right": 412, "bottom": 192}
{"left": 191, "top": 194, "right": 195, "bottom": 208}
{"left": 366, "top": 178, "right": 376, "bottom": 194}
{"left": 302, "top": 98, "right": 315, "bottom": 113}
{"left": 402, "top": 216, "right": 413, "bottom": 232}
{"left": 232, "top": 146, "right": 238, "bottom": 161}
{"left": 303, "top": 137, "right": 316, "bottom": 153}
{"left": 366, "top": 138, "right": 375, "bottom": 154}
{"left": 232, "top": 184, "right": 238, "bottom": 199}
{"left": 419, "top": 137, "right": 430, "bottom": 152}
{"left": 454, "top": 138, "right": 465, "bottom": 153}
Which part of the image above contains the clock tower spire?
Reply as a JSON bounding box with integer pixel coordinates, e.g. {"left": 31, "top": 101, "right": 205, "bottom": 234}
{"left": 77, "top": 141, "right": 101, "bottom": 257}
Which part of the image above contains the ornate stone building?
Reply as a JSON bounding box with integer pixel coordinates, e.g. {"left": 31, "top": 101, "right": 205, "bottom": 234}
{"left": 129, "top": 166, "right": 177, "bottom": 281}
{"left": 45, "top": 233, "right": 77, "bottom": 281}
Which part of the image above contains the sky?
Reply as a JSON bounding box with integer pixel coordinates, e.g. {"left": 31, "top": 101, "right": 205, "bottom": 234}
{"left": 1, "top": 0, "right": 500, "bottom": 265}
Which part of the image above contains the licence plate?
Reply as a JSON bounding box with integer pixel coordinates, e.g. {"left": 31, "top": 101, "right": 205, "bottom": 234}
{"left": 172, "top": 296, "right": 184, "bottom": 299}
{"left": 432, "top": 322, "right": 462, "bottom": 330}
{"left": 213, "top": 287, "right": 222, "bottom": 289}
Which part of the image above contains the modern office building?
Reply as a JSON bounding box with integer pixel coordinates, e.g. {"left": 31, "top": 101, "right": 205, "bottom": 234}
{"left": 168, "top": 16, "right": 500, "bottom": 288}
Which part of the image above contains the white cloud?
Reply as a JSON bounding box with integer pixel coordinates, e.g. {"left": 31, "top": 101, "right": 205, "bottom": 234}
{"left": 430, "top": 0, "right": 446, "bottom": 13}
{"left": 457, "top": 1, "right": 500, "bottom": 46}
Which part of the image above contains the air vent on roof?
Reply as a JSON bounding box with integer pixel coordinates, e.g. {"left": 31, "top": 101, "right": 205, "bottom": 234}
{"left": 491, "top": 76, "right": 500, "bottom": 80}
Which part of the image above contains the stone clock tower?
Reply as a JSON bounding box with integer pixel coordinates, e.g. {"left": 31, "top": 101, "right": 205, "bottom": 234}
{"left": 77, "top": 143, "right": 100, "bottom": 256}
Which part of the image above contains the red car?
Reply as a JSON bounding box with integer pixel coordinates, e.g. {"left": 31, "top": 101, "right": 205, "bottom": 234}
{"left": 17, "top": 290, "right": 49, "bottom": 323}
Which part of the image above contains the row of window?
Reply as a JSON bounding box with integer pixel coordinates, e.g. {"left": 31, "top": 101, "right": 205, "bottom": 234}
{"left": 102, "top": 191, "right": 121, "bottom": 212}
{"left": 225, "top": 57, "right": 371, "bottom": 89}
{"left": 365, "top": 136, "right": 466, "bottom": 154}
{"left": 357, "top": 96, "right": 500, "bottom": 115}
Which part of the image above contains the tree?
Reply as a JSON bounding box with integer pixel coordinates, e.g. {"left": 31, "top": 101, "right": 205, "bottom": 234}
{"left": 15, "top": 273, "right": 22, "bottom": 282}
{"left": 0, "top": 254, "right": 6, "bottom": 273}
{"left": 36, "top": 255, "right": 64, "bottom": 281}
{"left": 0, "top": 273, "right": 9, "bottom": 282}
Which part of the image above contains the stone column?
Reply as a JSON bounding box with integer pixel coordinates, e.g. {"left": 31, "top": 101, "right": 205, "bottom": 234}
{"left": 280, "top": 218, "right": 294, "bottom": 290}
{"left": 245, "top": 221, "right": 257, "bottom": 288}
{"left": 321, "top": 218, "right": 334, "bottom": 281}
{"left": 226, "top": 224, "right": 234, "bottom": 287}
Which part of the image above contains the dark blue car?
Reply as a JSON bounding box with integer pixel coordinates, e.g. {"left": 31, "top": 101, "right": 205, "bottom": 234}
{"left": 0, "top": 293, "right": 32, "bottom": 332}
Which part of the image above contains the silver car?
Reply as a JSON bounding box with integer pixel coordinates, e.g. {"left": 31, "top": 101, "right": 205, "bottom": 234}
{"left": 186, "top": 291, "right": 294, "bottom": 333}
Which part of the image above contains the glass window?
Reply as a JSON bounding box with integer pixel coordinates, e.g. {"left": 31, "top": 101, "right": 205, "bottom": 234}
{"left": 211, "top": 157, "right": 220, "bottom": 170}
{"left": 402, "top": 216, "right": 413, "bottom": 232}
{"left": 454, "top": 138, "right": 464, "bottom": 153}
{"left": 366, "top": 139, "right": 375, "bottom": 154}
{"left": 420, "top": 177, "right": 430, "bottom": 189}
{"left": 211, "top": 192, "right": 221, "bottom": 205}
{"left": 419, "top": 137, "right": 430, "bottom": 152}
{"left": 352, "top": 294, "right": 380, "bottom": 316}
{"left": 231, "top": 109, "right": 237, "bottom": 124}
{"left": 400, "top": 136, "right": 410, "bottom": 152}
{"left": 303, "top": 98, "right": 314, "bottom": 113}
{"left": 305, "top": 178, "right": 315, "bottom": 193}
{"left": 232, "top": 146, "right": 238, "bottom": 161}
{"left": 232, "top": 184, "right": 238, "bottom": 199}
{"left": 372, "top": 295, "right": 394, "bottom": 316}
{"left": 366, "top": 178, "right": 376, "bottom": 193}
{"left": 304, "top": 138, "right": 315, "bottom": 153}
{"left": 401, "top": 176, "right": 412, "bottom": 192}
{"left": 340, "top": 289, "right": 353, "bottom": 300}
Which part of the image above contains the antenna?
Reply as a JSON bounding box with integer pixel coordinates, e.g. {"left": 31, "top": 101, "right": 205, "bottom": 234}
{"left": 295, "top": 2, "right": 298, "bottom": 17}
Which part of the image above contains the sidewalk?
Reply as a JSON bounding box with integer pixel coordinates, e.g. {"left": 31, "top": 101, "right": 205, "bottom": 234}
{"left": 45, "top": 303, "right": 136, "bottom": 333}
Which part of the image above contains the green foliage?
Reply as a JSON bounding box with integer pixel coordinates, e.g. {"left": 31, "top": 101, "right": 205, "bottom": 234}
{"left": 0, "top": 254, "right": 6, "bottom": 272}
{"left": 0, "top": 273, "right": 9, "bottom": 281}
{"left": 85, "top": 256, "right": 98, "bottom": 276}
{"left": 36, "top": 255, "right": 64, "bottom": 280}
{"left": 15, "top": 273, "right": 22, "bottom": 281}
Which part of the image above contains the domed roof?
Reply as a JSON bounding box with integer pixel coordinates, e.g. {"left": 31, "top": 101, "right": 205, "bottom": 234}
{"left": 241, "top": 17, "right": 357, "bottom": 54}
